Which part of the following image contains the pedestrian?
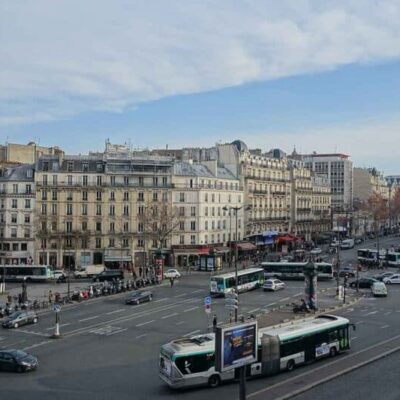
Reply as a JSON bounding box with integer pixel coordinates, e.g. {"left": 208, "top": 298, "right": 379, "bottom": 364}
{"left": 48, "top": 290, "right": 53, "bottom": 304}
{"left": 18, "top": 293, "right": 22, "bottom": 306}
{"left": 212, "top": 315, "right": 217, "bottom": 332}
{"left": 170, "top": 277, "right": 174, "bottom": 288}
{"left": 139, "top": 267, "right": 143, "bottom": 277}
{"left": 229, "top": 311, "right": 233, "bottom": 323}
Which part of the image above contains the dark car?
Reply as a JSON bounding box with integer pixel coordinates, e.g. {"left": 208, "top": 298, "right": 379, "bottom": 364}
{"left": 125, "top": 290, "right": 153, "bottom": 305}
{"left": 349, "top": 277, "right": 378, "bottom": 289}
{"left": 0, "top": 349, "right": 38, "bottom": 372}
{"left": 334, "top": 266, "right": 356, "bottom": 278}
{"left": 93, "top": 270, "right": 124, "bottom": 282}
{"left": 2, "top": 311, "right": 38, "bottom": 329}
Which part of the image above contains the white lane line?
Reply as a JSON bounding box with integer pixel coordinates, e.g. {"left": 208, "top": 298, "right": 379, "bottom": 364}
{"left": 23, "top": 340, "right": 51, "bottom": 351}
{"left": 363, "top": 311, "right": 378, "bottom": 316}
{"left": 106, "top": 328, "right": 127, "bottom": 336}
{"left": 380, "top": 325, "right": 390, "bottom": 329}
{"left": 294, "top": 292, "right": 303, "bottom": 297}
{"left": 267, "top": 302, "right": 276, "bottom": 307}
{"left": 184, "top": 306, "right": 199, "bottom": 313}
{"left": 136, "top": 333, "right": 147, "bottom": 339}
{"left": 279, "top": 297, "right": 290, "bottom": 302}
{"left": 79, "top": 315, "right": 100, "bottom": 322}
{"left": 153, "top": 298, "right": 169, "bottom": 303}
{"left": 162, "top": 313, "right": 178, "bottom": 319}
{"left": 174, "top": 293, "right": 187, "bottom": 298}
{"left": 136, "top": 320, "right": 155, "bottom": 327}
{"left": 17, "top": 329, "right": 48, "bottom": 337}
{"left": 176, "top": 321, "right": 185, "bottom": 325}
{"left": 106, "top": 309, "right": 125, "bottom": 315}
{"left": 384, "top": 311, "right": 392, "bottom": 316}
{"left": 396, "top": 310, "right": 400, "bottom": 313}
{"left": 192, "top": 289, "right": 204, "bottom": 294}
{"left": 351, "top": 336, "right": 358, "bottom": 341}
{"left": 248, "top": 308, "right": 260, "bottom": 314}
{"left": 45, "top": 323, "right": 71, "bottom": 331}
{"left": 355, "top": 321, "right": 364, "bottom": 325}
{"left": 183, "top": 330, "right": 200, "bottom": 337}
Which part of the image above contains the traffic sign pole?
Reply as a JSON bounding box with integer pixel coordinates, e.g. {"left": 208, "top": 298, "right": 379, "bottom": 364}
{"left": 51, "top": 305, "right": 62, "bottom": 339}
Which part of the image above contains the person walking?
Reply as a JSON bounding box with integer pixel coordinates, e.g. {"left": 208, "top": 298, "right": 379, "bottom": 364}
{"left": 212, "top": 315, "right": 217, "bottom": 332}
{"left": 48, "top": 290, "right": 53, "bottom": 304}
{"left": 170, "top": 277, "right": 174, "bottom": 288}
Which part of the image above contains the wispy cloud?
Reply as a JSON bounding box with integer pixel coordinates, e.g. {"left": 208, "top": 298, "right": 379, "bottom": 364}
{"left": 1, "top": 0, "right": 400, "bottom": 126}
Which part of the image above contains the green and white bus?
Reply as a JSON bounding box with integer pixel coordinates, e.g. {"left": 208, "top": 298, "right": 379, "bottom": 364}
{"left": 159, "top": 314, "right": 352, "bottom": 389}
{"left": 0, "top": 265, "right": 54, "bottom": 282}
{"left": 209, "top": 268, "right": 264, "bottom": 296}
{"left": 261, "top": 262, "right": 334, "bottom": 280}
{"left": 385, "top": 252, "right": 400, "bottom": 267}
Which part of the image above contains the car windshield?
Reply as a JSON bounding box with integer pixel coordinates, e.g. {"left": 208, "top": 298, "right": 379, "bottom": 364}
{"left": 9, "top": 312, "right": 23, "bottom": 318}
{"left": 11, "top": 350, "right": 28, "bottom": 359}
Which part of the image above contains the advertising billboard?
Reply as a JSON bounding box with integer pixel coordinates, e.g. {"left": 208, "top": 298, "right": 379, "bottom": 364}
{"left": 215, "top": 321, "right": 258, "bottom": 372}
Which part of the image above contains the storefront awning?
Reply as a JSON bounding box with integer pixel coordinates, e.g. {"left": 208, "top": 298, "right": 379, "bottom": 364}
{"left": 173, "top": 247, "right": 210, "bottom": 255}
{"left": 276, "top": 235, "right": 299, "bottom": 244}
{"left": 214, "top": 246, "right": 231, "bottom": 254}
{"left": 104, "top": 256, "right": 132, "bottom": 262}
{"left": 236, "top": 242, "right": 257, "bottom": 251}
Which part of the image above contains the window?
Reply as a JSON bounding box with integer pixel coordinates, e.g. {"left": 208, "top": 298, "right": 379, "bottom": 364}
{"left": 162, "top": 177, "right": 168, "bottom": 186}
{"left": 52, "top": 190, "right": 57, "bottom": 201}
{"left": 191, "top": 235, "right": 196, "bottom": 245}
{"left": 205, "top": 193, "right": 208, "bottom": 202}
{"left": 96, "top": 205, "right": 102, "bottom": 216}
{"left": 124, "top": 192, "right": 129, "bottom": 201}
{"left": 41, "top": 204, "right": 47, "bottom": 215}
{"left": 51, "top": 221, "right": 57, "bottom": 231}
{"left": 124, "top": 176, "right": 129, "bottom": 185}
{"left": 12, "top": 243, "right": 19, "bottom": 251}
{"left": 25, "top": 184, "right": 31, "bottom": 194}
{"left": 205, "top": 207, "right": 208, "bottom": 216}
{"left": 179, "top": 235, "right": 185, "bottom": 245}
{"left": 42, "top": 175, "right": 48, "bottom": 185}
{"left": 123, "top": 222, "right": 129, "bottom": 232}
{"left": 138, "top": 192, "right": 144, "bottom": 202}
{"left": 153, "top": 177, "right": 158, "bottom": 186}
{"left": 11, "top": 228, "right": 17, "bottom": 238}
{"left": 137, "top": 239, "right": 144, "bottom": 247}
{"left": 96, "top": 222, "right": 102, "bottom": 232}
{"left": 66, "top": 203, "right": 73, "bottom": 215}
{"left": 97, "top": 176, "right": 102, "bottom": 186}
{"left": 11, "top": 199, "right": 17, "bottom": 208}
{"left": 21, "top": 243, "right": 27, "bottom": 251}
{"left": 139, "top": 177, "right": 144, "bottom": 187}
{"left": 179, "top": 221, "right": 185, "bottom": 231}
{"left": 205, "top": 221, "right": 208, "bottom": 230}
{"left": 162, "top": 192, "right": 168, "bottom": 202}
{"left": 109, "top": 222, "right": 115, "bottom": 232}
{"left": 109, "top": 205, "right": 115, "bottom": 216}
{"left": 25, "top": 199, "right": 31, "bottom": 209}
{"left": 96, "top": 163, "right": 103, "bottom": 172}
{"left": 123, "top": 238, "right": 129, "bottom": 248}
{"left": 66, "top": 221, "right": 72, "bottom": 232}
{"left": 82, "top": 204, "right": 88, "bottom": 216}
{"left": 52, "top": 175, "right": 57, "bottom": 185}
{"left": 82, "top": 163, "right": 89, "bottom": 172}
{"left": 191, "top": 221, "right": 196, "bottom": 231}
{"left": 138, "top": 223, "right": 144, "bottom": 233}
{"left": 82, "top": 175, "right": 88, "bottom": 186}
{"left": 24, "top": 214, "right": 30, "bottom": 224}
{"left": 26, "top": 169, "right": 33, "bottom": 178}
{"left": 138, "top": 206, "right": 144, "bottom": 215}
{"left": 191, "top": 207, "right": 196, "bottom": 217}
{"left": 212, "top": 194, "right": 215, "bottom": 202}
{"left": 96, "top": 238, "right": 102, "bottom": 249}
{"left": 179, "top": 207, "right": 185, "bottom": 217}
{"left": 82, "top": 221, "right": 87, "bottom": 231}
{"left": 67, "top": 161, "right": 73, "bottom": 172}
{"left": 82, "top": 191, "right": 88, "bottom": 201}
{"left": 67, "top": 175, "right": 73, "bottom": 185}
{"left": 110, "top": 176, "right": 116, "bottom": 186}
{"left": 123, "top": 205, "right": 129, "bottom": 216}
{"left": 179, "top": 193, "right": 185, "bottom": 202}
{"left": 81, "top": 239, "right": 88, "bottom": 249}
{"left": 51, "top": 203, "right": 57, "bottom": 215}
{"left": 153, "top": 192, "right": 158, "bottom": 202}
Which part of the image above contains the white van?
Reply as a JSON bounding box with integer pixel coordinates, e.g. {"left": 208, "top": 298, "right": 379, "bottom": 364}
{"left": 74, "top": 265, "right": 105, "bottom": 278}
{"left": 340, "top": 239, "right": 355, "bottom": 250}
{"left": 371, "top": 282, "right": 387, "bottom": 297}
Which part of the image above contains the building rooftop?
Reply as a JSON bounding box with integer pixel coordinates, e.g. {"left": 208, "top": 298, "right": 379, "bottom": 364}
{"left": 0, "top": 164, "right": 34, "bottom": 182}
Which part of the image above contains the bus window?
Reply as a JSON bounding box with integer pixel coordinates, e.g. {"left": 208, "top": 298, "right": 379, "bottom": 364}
{"left": 175, "top": 353, "right": 214, "bottom": 375}
{"left": 226, "top": 277, "right": 236, "bottom": 289}
{"left": 280, "top": 338, "right": 303, "bottom": 358}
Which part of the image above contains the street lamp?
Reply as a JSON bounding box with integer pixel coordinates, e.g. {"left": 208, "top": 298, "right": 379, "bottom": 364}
{"left": 222, "top": 205, "right": 251, "bottom": 323}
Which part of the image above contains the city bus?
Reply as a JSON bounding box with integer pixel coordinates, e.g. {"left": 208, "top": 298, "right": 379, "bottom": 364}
{"left": 357, "top": 249, "right": 386, "bottom": 266}
{"left": 0, "top": 265, "right": 54, "bottom": 282}
{"left": 209, "top": 268, "right": 264, "bottom": 296}
{"left": 159, "top": 314, "right": 352, "bottom": 389}
{"left": 385, "top": 252, "right": 400, "bottom": 267}
{"left": 261, "top": 262, "right": 334, "bottom": 280}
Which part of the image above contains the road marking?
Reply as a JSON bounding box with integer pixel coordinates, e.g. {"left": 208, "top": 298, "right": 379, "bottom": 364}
{"left": 267, "top": 302, "right": 276, "bottom": 307}
{"left": 79, "top": 315, "right": 100, "bottom": 322}
{"left": 384, "top": 311, "right": 392, "bottom": 316}
{"left": 153, "top": 298, "right": 169, "bottom": 303}
{"left": 136, "top": 333, "right": 147, "bottom": 339}
{"left": 294, "top": 292, "right": 303, "bottom": 297}
{"left": 176, "top": 321, "right": 185, "bottom": 325}
{"left": 162, "top": 313, "right": 178, "bottom": 319}
{"left": 363, "top": 310, "right": 378, "bottom": 316}
{"left": 174, "top": 293, "right": 187, "bottom": 298}
{"left": 192, "top": 289, "right": 204, "bottom": 293}
{"left": 45, "top": 323, "right": 71, "bottom": 331}
{"left": 0, "top": 337, "right": 4, "bottom": 341}
{"left": 136, "top": 320, "right": 155, "bottom": 327}
{"left": 184, "top": 306, "right": 199, "bottom": 312}
{"left": 248, "top": 308, "right": 260, "bottom": 314}
{"left": 183, "top": 330, "right": 200, "bottom": 337}
{"left": 106, "top": 309, "right": 125, "bottom": 315}
{"left": 106, "top": 328, "right": 127, "bottom": 336}
{"left": 89, "top": 326, "right": 124, "bottom": 336}
{"left": 23, "top": 340, "right": 51, "bottom": 351}
{"left": 380, "top": 325, "right": 390, "bottom": 329}
{"left": 279, "top": 297, "right": 290, "bottom": 302}
{"left": 351, "top": 336, "right": 358, "bottom": 340}
{"left": 17, "top": 329, "right": 48, "bottom": 337}
{"left": 355, "top": 321, "right": 364, "bottom": 325}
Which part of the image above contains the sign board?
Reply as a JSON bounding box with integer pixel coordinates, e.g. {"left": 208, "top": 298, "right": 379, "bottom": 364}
{"left": 215, "top": 321, "right": 258, "bottom": 372}
{"left": 204, "top": 304, "right": 211, "bottom": 314}
{"left": 204, "top": 296, "right": 212, "bottom": 306}
{"left": 53, "top": 305, "right": 61, "bottom": 313}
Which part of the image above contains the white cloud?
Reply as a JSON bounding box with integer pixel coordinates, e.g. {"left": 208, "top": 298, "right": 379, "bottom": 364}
{"left": 1, "top": 0, "right": 400, "bottom": 125}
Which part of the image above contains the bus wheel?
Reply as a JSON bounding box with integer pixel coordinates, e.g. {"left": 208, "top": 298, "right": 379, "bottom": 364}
{"left": 208, "top": 375, "right": 221, "bottom": 388}
{"left": 329, "top": 347, "right": 337, "bottom": 357}
{"left": 286, "top": 360, "right": 295, "bottom": 372}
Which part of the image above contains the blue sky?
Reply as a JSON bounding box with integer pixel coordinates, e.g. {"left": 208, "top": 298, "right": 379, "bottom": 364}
{"left": 1, "top": 1, "right": 400, "bottom": 173}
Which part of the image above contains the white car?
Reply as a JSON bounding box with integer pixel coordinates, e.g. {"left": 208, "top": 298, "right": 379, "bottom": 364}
{"left": 383, "top": 274, "right": 400, "bottom": 284}
{"left": 310, "top": 248, "right": 322, "bottom": 255}
{"left": 371, "top": 282, "right": 387, "bottom": 297}
{"left": 164, "top": 269, "right": 181, "bottom": 279}
{"left": 52, "top": 270, "right": 66, "bottom": 280}
{"left": 262, "top": 279, "right": 285, "bottom": 291}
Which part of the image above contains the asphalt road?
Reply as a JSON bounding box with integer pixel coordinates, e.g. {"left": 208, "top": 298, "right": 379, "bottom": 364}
{"left": 0, "top": 235, "right": 399, "bottom": 400}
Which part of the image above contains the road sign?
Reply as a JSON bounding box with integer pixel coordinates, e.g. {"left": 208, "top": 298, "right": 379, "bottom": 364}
{"left": 53, "top": 305, "right": 61, "bottom": 313}
{"left": 204, "top": 296, "right": 212, "bottom": 306}
{"left": 204, "top": 304, "right": 211, "bottom": 314}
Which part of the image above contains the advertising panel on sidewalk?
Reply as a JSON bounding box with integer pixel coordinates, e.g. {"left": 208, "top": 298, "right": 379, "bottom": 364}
{"left": 215, "top": 321, "right": 258, "bottom": 372}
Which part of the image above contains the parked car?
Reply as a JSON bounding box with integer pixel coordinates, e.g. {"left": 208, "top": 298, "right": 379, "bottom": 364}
{"left": 349, "top": 277, "right": 378, "bottom": 289}
{"left": 373, "top": 272, "right": 395, "bottom": 282}
{"left": 2, "top": 311, "right": 38, "bottom": 329}
{"left": 383, "top": 274, "right": 400, "bottom": 284}
{"left": 355, "top": 238, "right": 364, "bottom": 245}
{"left": 0, "top": 349, "right": 38, "bottom": 372}
{"left": 371, "top": 282, "right": 388, "bottom": 297}
{"left": 262, "top": 278, "right": 285, "bottom": 291}
{"left": 334, "top": 266, "right": 356, "bottom": 278}
{"left": 75, "top": 265, "right": 105, "bottom": 279}
{"left": 52, "top": 270, "right": 66, "bottom": 282}
{"left": 310, "top": 248, "right": 322, "bottom": 255}
{"left": 93, "top": 269, "right": 124, "bottom": 282}
{"left": 164, "top": 269, "right": 181, "bottom": 279}
{"left": 125, "top": 290, "right": 153, "bottom": 305}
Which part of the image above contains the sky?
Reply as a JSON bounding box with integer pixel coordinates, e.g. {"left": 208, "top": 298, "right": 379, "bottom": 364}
{"left": 1, "top": 0, "right": 400, "bottom": 173}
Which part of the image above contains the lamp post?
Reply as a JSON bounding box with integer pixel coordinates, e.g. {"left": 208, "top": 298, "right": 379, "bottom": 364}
{"left": 304, "top": 260, "right": 318, "bottom": 310}
{"left": 388, "top": 182, "right": 393, "bottom": 234}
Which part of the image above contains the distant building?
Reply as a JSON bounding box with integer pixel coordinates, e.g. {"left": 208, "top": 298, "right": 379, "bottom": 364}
{"left": 353, "top": 167, "right": 389, "bottom": 203}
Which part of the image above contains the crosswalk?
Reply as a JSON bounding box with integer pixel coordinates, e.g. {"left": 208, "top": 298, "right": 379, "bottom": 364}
{"left": 89, "top": 325, "right": 127, "bottom": 336}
